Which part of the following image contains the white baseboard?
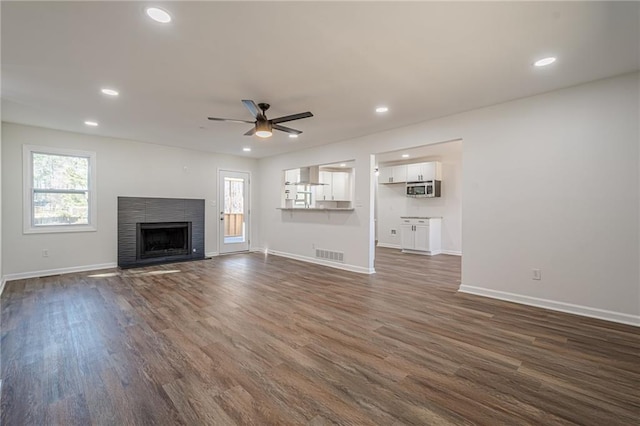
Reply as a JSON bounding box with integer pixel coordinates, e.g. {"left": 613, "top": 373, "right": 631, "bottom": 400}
{"left": 206, "top": 247, "right": 265, "bottom": 258}
{"left": 377, "top": 244, "right": 460, "bottom": 257}
{"left": 0, "top": 277, "right": 7, "bottom": 297}
{"left": 3, "top": 262, "right": 118, "bottom": 283}
{"left": 267, "top": 250, "right": 375, "bottom": 275}
{"left": 376, "top": 242, "right": 401, "bottom": 249}
{"left": 458, "top": 285, "right": 640, "bottom": 327}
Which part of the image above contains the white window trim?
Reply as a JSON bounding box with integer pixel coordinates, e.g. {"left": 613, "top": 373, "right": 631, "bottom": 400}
{"left": 23, "top": 145, "right": 97, "bottom": 234}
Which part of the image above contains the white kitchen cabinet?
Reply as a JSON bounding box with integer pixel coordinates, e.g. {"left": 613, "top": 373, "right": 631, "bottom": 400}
{"left": 406, "top": 162, "right": 442, "bottom": 182}
{"left": 285, "top": 168, "right": 300, "bottom": 184}
{"left": 378, "top": 165, "right": 407, "bottom": 184}
{"left": 316, "top": 170, "right": 331, "bottom": 200}
{"left": 317, "top": 170, "right": 351, "bottom": 201}
{"left": 399, "top": 217, "right": 442, "bottom": 255}
{"left": 331, "top": 171, "right": 349, "bottom": 200}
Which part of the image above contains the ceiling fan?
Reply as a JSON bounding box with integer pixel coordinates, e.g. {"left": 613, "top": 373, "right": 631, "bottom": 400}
{"left": 208, "top": 100, "right": 313, "bottom": 138}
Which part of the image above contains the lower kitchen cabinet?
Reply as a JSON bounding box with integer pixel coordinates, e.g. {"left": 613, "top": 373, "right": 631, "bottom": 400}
{"left": 400, "top": 217, "right": 442, "bottom": 255}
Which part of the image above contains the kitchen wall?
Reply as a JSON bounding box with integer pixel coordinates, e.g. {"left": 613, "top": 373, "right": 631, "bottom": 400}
{"left": 259, "top": 72, "right": 639, "bottom": 324}
{"left": 1, "top": 122, "right": 260, "bottom": 278}
{"left": 376, "top": 140, "right": 462, "bottom": 254}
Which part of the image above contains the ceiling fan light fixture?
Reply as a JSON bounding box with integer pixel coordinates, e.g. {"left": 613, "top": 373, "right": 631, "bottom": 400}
{"left": 255, "top": 121, "right": 272, "bottom": 138}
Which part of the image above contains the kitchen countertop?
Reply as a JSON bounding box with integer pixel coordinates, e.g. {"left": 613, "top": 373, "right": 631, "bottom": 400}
{"left": 400, "top": 216, "right": 442, "bottom": 219}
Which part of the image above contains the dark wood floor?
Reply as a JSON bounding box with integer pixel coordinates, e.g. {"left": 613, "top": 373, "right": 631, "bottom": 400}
{"left": 1, "top": 248, "right": 639, "bottom": 425}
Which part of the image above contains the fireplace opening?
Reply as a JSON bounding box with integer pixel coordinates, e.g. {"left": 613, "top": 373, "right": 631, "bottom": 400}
{"left": 137, "top": 222, "right": 192, "bottom": 259}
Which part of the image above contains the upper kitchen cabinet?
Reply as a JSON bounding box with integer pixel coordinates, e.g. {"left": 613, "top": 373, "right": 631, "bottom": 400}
{"left": 318, "top": 169, "right": 351, "bottom": 201}
{"left": 284, "top": 168, "right": 300, "bottom": 184}
{"left": 406, "top": 161, "right": 441, "bottom": 182}
{"left": 378, "top": 164, "right": 407, "bottom": 184}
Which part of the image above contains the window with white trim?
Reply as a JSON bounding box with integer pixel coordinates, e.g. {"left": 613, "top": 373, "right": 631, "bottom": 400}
{"left": 23, "top": 145, "right": 97, "bottom": 233}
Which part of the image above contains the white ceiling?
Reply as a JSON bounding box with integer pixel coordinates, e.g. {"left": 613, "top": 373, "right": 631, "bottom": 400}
{"left": 2, "top": 1, "right": 638, "bottom": 159}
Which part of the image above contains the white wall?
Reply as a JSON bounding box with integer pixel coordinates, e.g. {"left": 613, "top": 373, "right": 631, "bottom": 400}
{"left": 460, "top": 73, "right": 639, "bottom": 323}
{"left": 259, "top": 72, "right": 639, "bottom": 323}
{"left": 0, "top": 123, "right": 3, "bottom": 292}
{"left": 258, "top": 149, "right": 375, "bottom": 273}
{"left": 1, "top": 123, "right": 259, "bottom": 277}
{"left": 376, "top": 140, "right": 462, "bottom": 254}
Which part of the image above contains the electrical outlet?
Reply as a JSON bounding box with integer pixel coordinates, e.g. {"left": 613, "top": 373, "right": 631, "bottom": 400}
{"left": 42, "top": 249, "right": 49, "bottom": 257}
{"left": 532, "top": 269, "right": 541, "bottom": 280}
{"left": 391, "top": 229, "right": 397, "bottom": 235}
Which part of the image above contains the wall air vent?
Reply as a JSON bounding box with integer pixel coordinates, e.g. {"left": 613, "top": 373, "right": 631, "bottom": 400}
{"left": 315, "top": 248, "right": 344, "bottom": 263}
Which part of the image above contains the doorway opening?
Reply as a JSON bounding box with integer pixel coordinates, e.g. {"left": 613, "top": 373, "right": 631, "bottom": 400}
{"left": 372, "top": 139, "right": 462, "bottom": 265}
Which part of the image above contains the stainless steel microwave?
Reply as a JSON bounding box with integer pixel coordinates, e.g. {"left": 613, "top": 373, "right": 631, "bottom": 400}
{"left": 406, "top": 181, "right": 441, "bottom": 198}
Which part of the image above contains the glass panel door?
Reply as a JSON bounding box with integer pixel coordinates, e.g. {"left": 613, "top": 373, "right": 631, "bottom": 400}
{"left": 219, "top": 170, "right": 250, "bottom": 253}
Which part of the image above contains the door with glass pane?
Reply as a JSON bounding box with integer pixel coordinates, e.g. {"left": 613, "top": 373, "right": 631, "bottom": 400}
{"left": 219, "top": 170, "right": 250, "bottom": 254}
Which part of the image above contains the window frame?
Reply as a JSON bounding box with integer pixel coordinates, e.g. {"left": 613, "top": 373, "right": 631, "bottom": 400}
{"left": 23, "top": 145, "right": 97, "bottom": 234}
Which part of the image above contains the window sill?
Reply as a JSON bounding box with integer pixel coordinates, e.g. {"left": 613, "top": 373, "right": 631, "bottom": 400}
{"left": 23, "top": 224, "right": 97, "bottom": 234}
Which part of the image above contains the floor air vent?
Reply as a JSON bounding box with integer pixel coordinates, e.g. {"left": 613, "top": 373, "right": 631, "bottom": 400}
{"left": 315, "top": 248, "right": 344, "bottom": 263}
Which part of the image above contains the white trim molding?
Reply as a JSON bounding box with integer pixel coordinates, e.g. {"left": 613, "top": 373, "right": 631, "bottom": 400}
{"left": 459, "top": 285, "right": 640, "bottom": 327}
{"left": 442, "top": 250, "right": 462, "bottom": 256}
{"left": 267, "top": 249, "right": 375, "bottom": 275}
{"left": 23, "top": 145, "right": 98, "bottom": 234}
{"left": 3, "top": 262, "right": 118, "bottom": 282}
{"left": 376, "top": 242, "right": 401, "bottom": 249}
{"left": 206, "top": 248, "right": 264, "bottom": 258}
{"left": 0, "top": 277, "right": 7, "bottom": 297}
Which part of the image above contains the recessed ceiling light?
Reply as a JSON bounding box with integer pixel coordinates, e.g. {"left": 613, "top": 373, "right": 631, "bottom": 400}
{"left": 101, "top": 88, "right": 119, "bottom": 96}
{"left": 243, "top": 147, "right": 251, "bottom": 152}
{"left": 289, "top": 134, "right": 299, "bottom": 139}
{"left": 84, "top": 120, "right": 98, "bottom": 127}
{"left": 339, "top": 163, "right": 346, "bottom": 167}
{"left": 534, "top": 57, "right": 556, "bottom": 67}
{"left": 401, "top": 154, "right": 410, "bottom": 158}
{"left": 376, "top": 106, "right": 389, "bottom": 113}
{"left": 146, "top": 7, "right": 172, "bottom": 23}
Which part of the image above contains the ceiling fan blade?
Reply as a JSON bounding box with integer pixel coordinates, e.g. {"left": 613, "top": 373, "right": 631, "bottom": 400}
{"left": 273, "top": 124, "right": 302, "bottom": 135}
{"left": 208, "top": 117, "right": 254, "bottom": 124}
{"left": 242, "top": 100, "right": 264, "bottom": 120}
{"left": 244, "top": 127, "right": 256, "bottom": 136}
{"left": 270, "top": 111, "right": 313, "bottom": 124}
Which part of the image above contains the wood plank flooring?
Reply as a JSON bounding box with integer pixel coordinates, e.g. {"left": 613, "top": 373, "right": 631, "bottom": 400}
{"left": 1, "top": 248, "right": 639, "bottom": 425}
